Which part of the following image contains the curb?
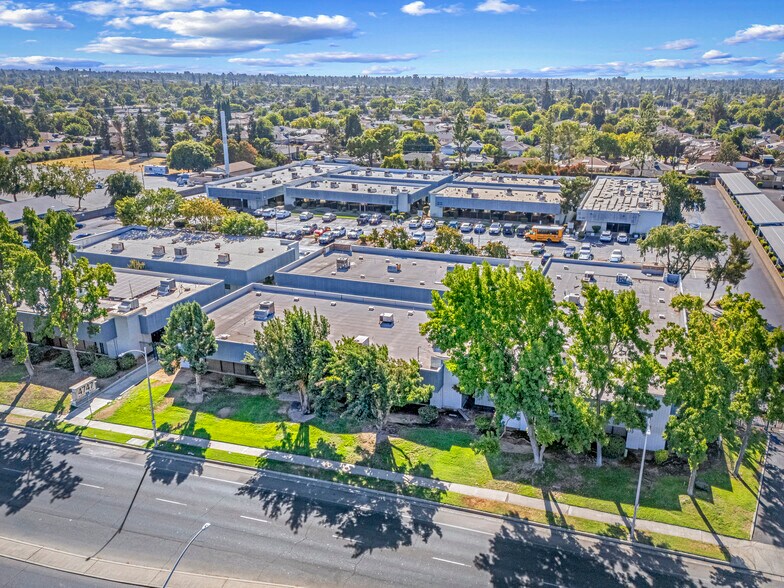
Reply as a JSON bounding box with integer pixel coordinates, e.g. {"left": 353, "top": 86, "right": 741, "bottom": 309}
{"left": 3, "top": 422, "right": 778, "bottom": 582}
{"left": 751, "top": 430, "right": 774, "bottom": 539}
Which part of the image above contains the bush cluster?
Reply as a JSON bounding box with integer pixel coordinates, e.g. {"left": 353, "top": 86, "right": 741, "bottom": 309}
{"left": 91, "top": 357, "right": 118, "bottom": 379}
{"left": 474, "top": 414, "right": 495, "bottom": 434}
{"left": 603, "top": 435, "right": 626, "bottom": 459}
{"left": 117, "top": 353, "right": 137, "bottom": 371}
{"left": 418, "top": 405, "right": 439, "bottom": 425}
{"left": 654, "top": 449, "right": 669, "bottom": 465}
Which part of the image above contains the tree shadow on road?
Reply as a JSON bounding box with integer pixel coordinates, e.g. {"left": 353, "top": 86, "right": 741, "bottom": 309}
{"left": 146, "top": 410, "right": 210, "bottom": 485}
{"left": 0, "top": 425, "right": 83, "bottom": 515}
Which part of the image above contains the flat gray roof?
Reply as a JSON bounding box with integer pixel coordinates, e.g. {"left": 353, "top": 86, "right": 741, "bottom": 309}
{"left": 209, "top": 287, "right": 439, "bottom": 367}
{"left": 0, "top": 196, "right": 71, "bottom": 223}
{"left": 580, "top": 176, "right": 665, "bottom": 214}
{"left": 291, "top": 178, "right": 429, "bottom": 196}
{"left": 79, "top": 228, "right": 292, "bottom": 271}
{"left": 735, "top": 193, "right": 784, "bottom": 226}
{"left": 210, "top": 162, "right": 344, "bottom": 192}
{"left": 456, "top": 172, "right": 563, "bottom": 188}
{"left": 334, "top": 168, "right": 451, "bottom": 182}
{"left": 759, "top": 225, "right": 784, "bottom": 263}
{"left": 432, "top": 184, "right": 562, "bottom": 204}
{"left": 719, "top": 173, "right": 760, "bottom": 197}
{"left": 103, "top": 269, "right": 218, "bottom": 315}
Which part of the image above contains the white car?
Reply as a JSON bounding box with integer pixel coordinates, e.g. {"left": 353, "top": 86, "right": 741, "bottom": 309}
{"left": 460, "top": 222, "right": 473, "bottom": 233}
{"left": 616, "top": 232, "right": 629, "bottom": 244}
{"left": 422, "top": 218, "right": 436, "bottom": 230}
{"left": 260, "top": 208, "right": 276, "bottom": 219}
{"left": 599, "top": 230, "right": 613, "bottom": 243}
{"left": 322, "top": 212, "right": 337, "bottom": 222}
{"left": 408, "top": 217, "right": 422, "bottom": 229}
{"left": 610, "top": 249, "right": 624, "bottom": 263}
{"left": 276, "top": 209, "right": 291, "bottom": 219}
{"left": 299, "top": 211, "right": 314, "bottom": 221}
{"left": 348, "top": 228, "right": 364, "bottom": 239}
{"left": 489, "top": 223, "right": 502, "bottom": 235}
{"left": 578, "top": 246, "right": 593, "bottom": 261}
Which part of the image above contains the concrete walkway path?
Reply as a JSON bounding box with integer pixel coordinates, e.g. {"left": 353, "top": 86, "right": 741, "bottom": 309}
{"left": 2, "top": 401, "right": 783, "bottom": 577}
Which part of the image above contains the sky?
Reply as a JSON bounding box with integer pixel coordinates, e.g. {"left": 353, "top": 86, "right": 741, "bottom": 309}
{"left": 0, "top": 0, "right": 783, "bottom": 78}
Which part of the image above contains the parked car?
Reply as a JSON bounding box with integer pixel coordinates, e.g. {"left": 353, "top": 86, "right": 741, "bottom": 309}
{"left": 516, "top": 224, "right": 529, "bottom": 237}
{"left": 616, "top": 232, "right": 629, "bottom": 244}
{"left": 260, "top": 208, "right": 276, "bottom": 219}
{"left": 276, "top": 209, "right": 291, "bottom": 219}
{"left": 541, "top": 252, "right": 553, "bottom": 265}
{"left": 299, "top": 211, "right": 314, "bottom": 221}
{"left": 314, "top": 226, "right": 330, "bottom": 236}
{"left": 285, "top": 230, "right": 303, "bottom": 240}
{"left": 502, "top": 223, "right": 515, "bottom": 236}
{"left": 460, "top": 222, "right": 473, "bottom": 233}
{"left": 408, "top": 217, "right": 422, "bottom": 229}
{"left": 301, "top": 223, "right": 317, "bottom": 235}
{"left": 448, "top": 220, "right": 460, "bottom": 229}
{"left": 412, "top": 230, "right": 426, "bottom": 245}
{"left": 357, "top": 213, "right": 370, "bottom": 225}
{"left": 563, "top": 245, "right": 576, "bottom": 257}
{"left": 531, "top": 243, "right": 545, "bottom": 255}
{"left": 318, "top": 231, "right": 335, "bottom": 245}
{"left": 599, "top": 230, "right": 613, "bottom": 243}
{"left": 473, "top": 223, "right": 486, "bottom": 234}
{"left": 348, "top": 228, "right": 364, "bottom": 239}
{"left": 489, "top": 222, "right": 502, "bottom": 235}
{"left": 369, "top": 213, "right": 383, "bottom": 225}
{"left": 578, "top": 245, "right": 593, "bottom": 260}
{"left": 610, "top": 249, "right": 624, "bottom": 263}
{"left": 252, "top": 209, "right": 266, "bottom": 217}
{"left": 422, "top": 218, "right": 436, "bottom": 230}
{"left": 332, "top": 226, "right": 346, "bottom": 238}
{"left": 322, "top": 212, "right": 337, "bottom": 222}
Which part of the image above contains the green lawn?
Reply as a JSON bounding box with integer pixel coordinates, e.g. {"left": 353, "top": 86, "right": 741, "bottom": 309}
{"left": 0, "top": 363, "right": 70, "bottom": 414}
{"left": 93, "top": 375, "right": 764, "bottom": 539}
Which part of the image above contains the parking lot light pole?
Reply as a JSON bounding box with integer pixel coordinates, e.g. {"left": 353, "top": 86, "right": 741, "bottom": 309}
{"left": 630, "top": 416, "right": 651, "bottom": 542}
{"left": 128, "top": 347, "right": 158, "bottom": 448}
{"left": 163, "top": 523, "right": 210, "bottom": 587}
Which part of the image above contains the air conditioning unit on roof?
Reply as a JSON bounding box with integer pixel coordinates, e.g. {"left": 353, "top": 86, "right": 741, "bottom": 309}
{"left": 111, "top": 242, "right": 124, "bottom": 253}
{"left": 217, "top": 252, "right": 231, "bottom": 264}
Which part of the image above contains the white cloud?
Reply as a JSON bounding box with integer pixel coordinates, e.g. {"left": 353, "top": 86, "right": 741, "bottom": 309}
{"left": 71, "top": 0, "right": 226, "bottom": 17}
{"left": 362, "top": 65, "right": 414, "bottom": 75}
{"left": 229, "top": 52, "right": 420, "bottom": 67}
{"left": 401, "top": 2, "right": 461, "bottom": 16}
{"left": 80, "top": 36, "right": 273, "bottom": 56}
{"left": 725, "top": 24, "right": 784, "bottom": 44}
{"left": 0, "top": 3, "right": 73, "bottom": 30}
{"left": 657, "top": 39, "right": 698, "bottom": 51}
{"left": 0, "top": 55, "right": 104, "bottom": 68}
{"left": 776, "top": 53, "right": 784, "bottom": 64}
{"left": 476, "top": 0, "right": 532, "bottom": 13}
{"left": 702, "top": 49, "right": 730, "bottom": 59}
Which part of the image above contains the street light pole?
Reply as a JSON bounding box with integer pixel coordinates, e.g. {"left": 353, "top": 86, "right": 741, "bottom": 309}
{"left": 162, "top": 522, "right": 210, "bottom": 587}
{"left": 630, "top": 416, "right": 651, "bottom": 542}
{"left": 128, "top": 347, "right": 158, "bottom": 448}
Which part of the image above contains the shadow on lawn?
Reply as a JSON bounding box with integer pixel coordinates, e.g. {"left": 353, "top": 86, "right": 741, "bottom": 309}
{"left": 147, "top": 409, "right": 210, "bottom": 485}
{"left": 236, "top": 455, "right": 445, "bottom": 558}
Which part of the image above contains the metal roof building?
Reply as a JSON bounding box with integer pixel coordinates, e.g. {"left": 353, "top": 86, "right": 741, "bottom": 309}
{"left": 576, "top": 176, "right": 665, "bottom": 235}
{"left": 759, "top": 225, "right": 784, "bottom": 270}
{"left": 734, "top": 194, "right": 784, "bottom": 227}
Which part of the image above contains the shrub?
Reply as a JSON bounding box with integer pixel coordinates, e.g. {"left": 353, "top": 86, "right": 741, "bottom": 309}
{"left": 54, "top": 351, "right": 74, "bottom": 370}
{"left": 654, "top": 449, "right": 669, "bottom": 466}
{"left": 221, "top": 374, "right": 237, "bottom": 388}
{"left": 79, "top": 351, "right": 97, "bottom": 368}
{"left": 471, "top": 432, "right": 500, "bottom": 456}
{"left": 475, "top": 414, "right": 495, "bottom": 434}
{"left": 28, "top": 345, "right": 48, "bottom": 365}
{"left": 603, "top": 435, "right": 626, "bottom": 459}
{"left": 128, "top": 259, "right": 146, "bottom": 270}
{"left": 117, "top": 353, "right": 137, "bottom": 370}
{"left": 418, "top": 405, "right": 439, "bottom": 425}
{"left": 91, "top": 357, "right": 118, "bottom": 379}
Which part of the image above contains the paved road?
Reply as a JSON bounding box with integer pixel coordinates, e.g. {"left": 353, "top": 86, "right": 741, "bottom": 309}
{"left": 0, "top": 556, "right": 128, "bottom": 587}
{"left": 753, "top": 433, "right": 784, "bottom": 547}
{"left": 0, "top": 426, "right": 775, "bottom": 588}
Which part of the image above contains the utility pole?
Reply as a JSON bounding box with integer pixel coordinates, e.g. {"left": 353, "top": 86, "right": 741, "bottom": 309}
{"left": 219, "top": 110, "right": 230, "bottom": 179}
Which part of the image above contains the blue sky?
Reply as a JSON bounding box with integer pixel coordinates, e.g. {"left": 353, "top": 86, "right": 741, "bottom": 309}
{"left": 0, "top": 0, "right": 782, "bottom": 78}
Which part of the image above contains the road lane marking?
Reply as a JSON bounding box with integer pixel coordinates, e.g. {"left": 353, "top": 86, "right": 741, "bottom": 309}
{"left": 94, "top": 456, "right": 145, "bottom": 467}
{"left": 1, "top": 467, "right": 23, "bottom": 473}
{"left": 80, "top": 483, "right": 104, "bottom": 489}
{"left": 202, "top": 475, "right": 242, "bottom": 486}
{"left": 155, "top": 498, "right": 187, "bottom": 506}
{"left": 438, "top": 522, "right": 493, "bottom": 536}
{"left": 332, "top": 534, "right": 361, "bottom": 543}
{"left": 240, "top": 515, "right": 269, "bottom": 524}
{"left": 432, "top": 557, "right": 468, "bottom": 567}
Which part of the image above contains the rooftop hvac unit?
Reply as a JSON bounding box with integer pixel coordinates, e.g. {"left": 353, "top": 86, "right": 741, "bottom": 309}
{"left": 330, "top": 181, "right": 339, "bottom": 189}
{"left": 262, "top": 172, "right": 272, "bottom": 178}
{"left": 379, "top": 312, "right": 394, "bottom": 326}
{"left": 406, "top": 171, "right": 413, "bottom": 178}
{"left": 367, "top": 186, "right": 377, "bottom": 193}
{"left": 537, "top": 191, "right": 545, "bottom": 200}
{"left": 336, "top": 257, "right": 350, "bottom": 271}
{"left": 152, "top": 245, "right": 166, "bottom": 257}
{"left": 384, "top": 171, "right": 392, "bottom": 177}
{"left": 111, "top": 242, "right": 124, "bottom": 253}
{"left": 467, "top": 186, "right": 474, "bottom": 194}
{"left": 387, "top": 263, "right": 402, "bottom": 273}
{"left": 423, "top": 174, "right": 430, "bottom": 179}
{"left": 563, "top": 293, "right": 580, "bottom": 305}
{"left": 272, "top": 178, "right": 282, "bottom": 184}
{"left": 257, "top": 247, "right": 265, "bottom": 254}
{"left": 351, "top": 183, "right": 359, "bottom": 191}
{"left": 391, "top": 186, "right": 398, "bottom": 193}
{"left": 314, "top": 165, "right": 322, "bottom": 172}
{"left": 217, "top": 252, "right": 231, "bottom": 264}
{"left": 351, "top": 169, "right": 359, "bottom": 175}
{"left": 158, "top": 278, "right": 176, "bottom": 295}
{"left": 506, "top": 188, "right": 513, "bottom": 196}
{"left": 174, "top": 246, "right": 187, "bottom": 258}
{"left": 354, "top": 335, "right": 370, "bottom": 346}
{"left": 311, "top": 180, "right": 320, "bottom": 188}
{"left": 117, "top": 298, "right": 140, "bottom": 313}
{"left": 253, "top": 300, "right": 275, "bottom": 321}
{"left": 291, "top": 172, "right": 299, "bottom": 179}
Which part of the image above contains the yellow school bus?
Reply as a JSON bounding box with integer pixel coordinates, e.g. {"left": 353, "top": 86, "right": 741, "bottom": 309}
{"left": 525, "top": 225, "right": 565, "bottom": 243}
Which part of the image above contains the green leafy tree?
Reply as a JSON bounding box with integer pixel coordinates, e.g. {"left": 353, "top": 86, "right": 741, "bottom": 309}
{"left": 106, "top": 171, "right": 143, "bottom": 204}
{"left": 638, "top": 224, "right": 726, "bottom": 279}
{"left": 158, "top": 301, "right": 217, "bottom": 397}
{"left": 167, "top": 140, "right": 215, "bottom": 172}
{"left": 481, "top": 241, "right": 509, "bottom": 259}
{"left": 715, "top": 293, "right": 784, "bottom": 476}
{"left": 453, "top": 111, "right": 470, "bottom": 170}
{"left": 564, "top": 285, "right": 659, "bottom": 466}
{"left": 31, "top": 162, "right": 70, "bottom": 198}
{"left": 219, "top": 212, "right": 268, "bottom": 236}
{"left": 421, "top": 263, "right": 575, "bottom": 464}
{"left": 381, "top": 226, "right": 416, "bottom": 250}
{"left": 716, "top": 138, "right": 741, "bottom": 164}
{"left": 659, "top": 171, "right": 705, "bottom": 223}
{"left": 22, "top": 209, "right": 116, "bottom": 374}
{"left": 0, "top": 155, "right": 33, "bottom": 203}
{"left": 424, "top": 225, "right": 478, "bottom": 255}
{"left": 705, "top": 234, "right": 752, "bottom": 305}
{"left": 115, "top": 188, "right": 183, "bottom": 228}
{"left": 64, "top": 166, "right": 97, "bottom": 211}
{"left": 179, "top": 196, "right": 228, "bottom": 230}
{"left": 382, "top": 154, "right": 406, "bottom": 169}
{"left": 555, "top": 121, "right": 582, "bottom": 162}
{"left": 655, "top": 294, "right": 735, "bottom": 496}
{"left": 245, "top": 307, "right": 330, "bottom": 414}
{"left": 558, "top": 176, "right": 592, "bottom": 216}
{"left": 344, "top": 111, "right": 362, "bottom": 141}
{"left": 539, "top": 111, "right": 555, "bottom": 164}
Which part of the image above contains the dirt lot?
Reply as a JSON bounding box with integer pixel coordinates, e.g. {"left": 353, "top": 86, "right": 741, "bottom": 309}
{"left": 41, "top": 154, "right": 170, "bottom": 172}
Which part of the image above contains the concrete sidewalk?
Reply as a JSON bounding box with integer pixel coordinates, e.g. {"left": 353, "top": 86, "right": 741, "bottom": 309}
{"left": 2, "top": 401, "right": 783, "bottom": 577}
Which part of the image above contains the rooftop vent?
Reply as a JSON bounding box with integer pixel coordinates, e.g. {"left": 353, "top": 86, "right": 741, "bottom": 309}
{"left": 152, "top": 245, "right": 166, "bottom": 257}
{"left": 258, "top": 247, "right": 265, "bottom": 254}
{"left": 272, "top": 178, "right": 282, "bottom": 185}
{"left": 367, "top": 186, "right": 377, "bottom": 193}
{"left": 354, "top": 335, "right": 370, "bottom": 346}
{"left": 174, "top": 246, "right": 187, "bottom": 259}
{"left": 158, "top": 278, "right": 176, "bottom": 295}
{"left": 311, "top": 180, "right": 320, "bottom": 188}
{"left": 351, "top": 183, "right": 359, "bottom": 191}
{"left": 254, "top": 300, "right": 275, "bottom": 321}
{"left": 365, "top": 169, "right": 372, "bottom": 176}
{"left": 506, "top": 188, "right": 513, "bottom": 196}
{"left": 117, "top": 298, "right": 140, "bottom": 313}
{"left": 291, "top": 172, "right": 299, "bottom": 179}
{"left": 336, "top": 257, "right": 350, "bottom": 271}
{"left": 384, "top": 171, "right": 392, "bottom": 177}
{"left": 330, "top": 181, "right": 339, "bottom": 189}
{"left": 391, "top": 186, "right": 398, "bottom": 193}
{"left": 111, "top": 242, "right": 124, "bottom": 253}
{"left": 406, "top": 171, "right": 414, "bottom": 178}
{"left": 217, "top": 252, "right": 231, "bottom": 264}
{"left": 379, "top": 312, "right": 394, "bottom": 326}
{"left": 387, "top": 263, "right": 402, "bottom": 273}
{"left": 423, "top": 174, "right": 430, "bottom": 179}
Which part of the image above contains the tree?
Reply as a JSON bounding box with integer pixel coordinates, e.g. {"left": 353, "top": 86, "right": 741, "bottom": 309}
{"left": 219, "top": 212, "right": 267, "bottom": 236}
{"left": 558, "top": 176, "right": 592, "bottom": 216}
{"left": 122, "top": 115, "right": 137, "bottom": 156}
{"left": 22, "top": 209, "right": 116, "bottom": 375}
{"left": 659, "top": 170, "right": 705, "bottom": 223}
{"left": 421, "top": 263, "right": 575, "bottom": 465}
{"left": 0, "top": 155, "right": 32, "bottom": 202}
{"left": 245, "top": 307, "right": 330, "bottom": 414}
{"left": 115, "top": 188, "right": 183, "bottom": 228}
{"left": 555, "top": 121, "right": 581, "bottom": 161}
{"left": 0, "top": 104, "right": 37, "bottom": 148}
{"left": 539, "top": 111, "right": 555, "bottom": 164}
{"left": 424, "top": 225, "right": 478, "bottom": 255}
{"left": 453, "top": 111, "right": 469, "bottom": 170}
{"left": 64, "top": 166, "right": 96, "bottom": 211}
{"left": 31, "top": 162, "right": 70, "bottom": 198}
{"left": 106, "top": 171, "right": 143, "bottom": 204}
{"left": 179, "top": 196, "right": 228, "bottom": 231}
{"left": 381, "top": 226, "right": 416, "bottom": 250}
{"left": 481, "top": 241, "right": 509, "bottom": 259}
{"left": 158, "top": 302, "right": 217, "bottom": 398}
{"left": 705, "top": 234, "right": 752, "bottom": 305}
{"left": 344, "top": 111, "right": 362, "bottom": 141}
{"left": 716, "top": 138, "right": 741, "bottom": 164}
{"left": 564, "top": 285, "right": 659, "bottom": 466}
{"left": 638, "top": 224, "right": 726, "bottom": 279}
{"left": 382, "top": 154, "right": 406, "bottom": 169}
{"left": 655, "top": 295, "right": 735, "bottom": 496}
{"left": 135, "top": 111, "right": 154, "bottom": 155}
{"left": 167, "top": 140, "right": 214, "bottom": 172}
{"left": 715, "top": 293, "right": 784, "bottom": 476}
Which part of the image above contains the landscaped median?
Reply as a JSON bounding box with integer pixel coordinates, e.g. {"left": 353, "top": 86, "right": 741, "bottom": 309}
{"left": 85, "top": 369, "right": 764, "bottom": 547}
